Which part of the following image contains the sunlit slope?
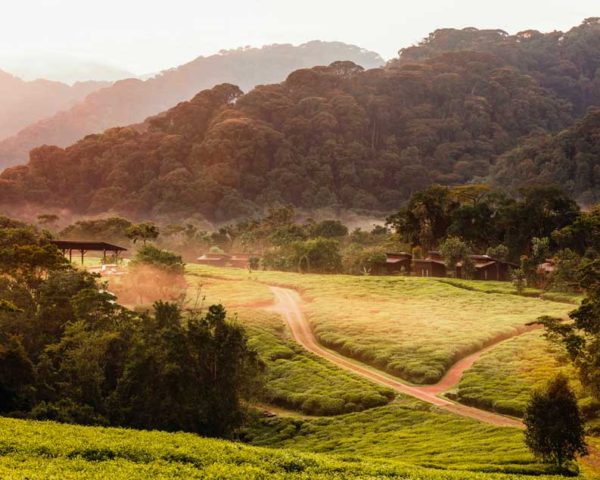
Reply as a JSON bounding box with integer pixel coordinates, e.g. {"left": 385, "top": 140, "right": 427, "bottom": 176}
{"left": 457, "top": 330, "right": 599, "bottom": 420}
{"left": 186, "top": 265, "right": 572, "bottom": 384}
{"left": 0, "top": 417, "right": 574, "bottom": 480}
{"left": 186, "top": 272, "right": 395, "bottom": 415}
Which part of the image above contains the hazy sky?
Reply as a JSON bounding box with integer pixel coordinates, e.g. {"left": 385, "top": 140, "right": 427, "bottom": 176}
{"left": 1, "top": 0, "right": 598, "bottom": 78}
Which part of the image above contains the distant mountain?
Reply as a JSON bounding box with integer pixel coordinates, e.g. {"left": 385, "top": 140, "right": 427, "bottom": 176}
{"left": 0, "top": 54, "right": 571, "bottom": 221}
{"left": 0, "top": 42, "right": 384, "bottom": 169}
{"left": 0, "top": 55, "right": 133, "bottom": 83}
{"left": 0, "top": 70, "right": 108, "bottom": 140}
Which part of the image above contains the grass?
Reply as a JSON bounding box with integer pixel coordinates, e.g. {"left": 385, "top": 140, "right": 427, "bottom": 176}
{"left": 440, "top": 279, "right": 583, "bottom": 305}
{"left": 0, "top": 416, "right": 577, "bottom": 480}
{"left": 455, "top": 330, "right": 600, "bottom": 424}
{"left": 186, "top": 273, "right": 395, "bottom": 415}
{"left": 186, "top": 265, "right": 573, "bottom": 384}
{"left": 244, "top": 396, "right": 578, "bottom": 477}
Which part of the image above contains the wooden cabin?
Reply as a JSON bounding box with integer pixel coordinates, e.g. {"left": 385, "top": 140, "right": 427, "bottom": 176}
{"left": 382, "top": 252, "right": 412, "bottom": 275}
{"left": 456, "top": 255, "right": 517, "bottom": 281}
{"left": 412, "top": 257, "right": 447, "bottom": 277}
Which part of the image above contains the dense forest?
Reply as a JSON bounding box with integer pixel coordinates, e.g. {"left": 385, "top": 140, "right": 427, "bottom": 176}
{"left": 492, "top": 108, "right": 600, "bottom": 204}
{"left": 0, "top": 42, "right": 383, "bottom": 169}
{"left": 0, "top": 217, "right": 262, "bottom": 436}
{"left": 1, "top": 20, "right": 600, "bottom": 221}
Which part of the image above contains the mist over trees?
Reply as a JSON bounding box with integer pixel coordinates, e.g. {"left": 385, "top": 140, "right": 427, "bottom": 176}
{"left": 0, "top": 42, "right": 383, "bottom": 169}
{"left": 1, "top": 20, "right": 599, "bottom": 221}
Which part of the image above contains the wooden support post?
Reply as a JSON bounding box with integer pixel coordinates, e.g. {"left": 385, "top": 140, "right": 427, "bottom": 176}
{"left": 69, "top": 249, "right": 72, "bottom": 262}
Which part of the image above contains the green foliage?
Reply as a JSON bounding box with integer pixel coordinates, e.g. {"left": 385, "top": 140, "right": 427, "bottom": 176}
{"left": 308, "top": 220, "right": 349, "bottom": 239}
{"left": 387, "top": 185, "right": 581, "bottom": 259}
{"left": 246, "top": 398, "right": 565, "bottom": 476}
{"left": 241, "top": 309, "right": 394, "bottom": 415}
{"left": 0, "top": 416, "right": 573, "bottom": 480}
{"left": 342, "top": 245, "right": 388, "bottom": 275}
{"left": 494, "top": 109, "right": 600, "bottom": 204}
{"left": 439, "top": 236, "right": 473, "bottom": 278}
{"left": 130, "top": 244, "right": 185, "bottom": 274}
{"left": 524, "top": 375, "right": 588, "bottom": 467}
{"left": 188, "top": 265, "right": 571, "bottom": 385}
{"left": 126, "top": 222, "right": 160, "bottom": 244}
{"left": 59, "top": 217, "right": 132, "bottom": 245}
{"left": 0, "top": 43, "right": 576, "bottom": 220}
{"left": 0, "top": 219, "right": 262, "bottom": 437}
{"left": 541, "top": 259, "right": 600, "bottom": 402}
{"left": 456, "top": 330, "right": 598, "bottom": 419}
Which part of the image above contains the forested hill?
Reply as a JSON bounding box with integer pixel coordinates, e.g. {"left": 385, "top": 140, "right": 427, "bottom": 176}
{"left": 0, "top": 50, "right": 573, "bottom": 221}
{"left": 492, "top": 107, "right": 600, "bottom": 205}
{"left": 0, "top": 42, "right": 383, "bottom": 169}
{"left": 393, "top": 18, "right": 600, "bottom": 116}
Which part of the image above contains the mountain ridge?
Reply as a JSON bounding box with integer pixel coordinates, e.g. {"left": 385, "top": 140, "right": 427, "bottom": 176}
{"left": 0, "top": 41, "right": 384, "bottom": 169}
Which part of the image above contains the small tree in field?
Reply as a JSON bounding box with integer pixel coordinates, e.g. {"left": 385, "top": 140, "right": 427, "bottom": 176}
{"left": 524, "top": 374, "right": 587, "bottom": 469}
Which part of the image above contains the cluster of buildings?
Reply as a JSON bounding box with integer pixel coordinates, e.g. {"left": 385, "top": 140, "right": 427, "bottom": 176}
{"left": 197, "top": 250, "right": 517, "bottom": 281}
{"left": 376, "top": 251, "right": 517, "bottom": 281}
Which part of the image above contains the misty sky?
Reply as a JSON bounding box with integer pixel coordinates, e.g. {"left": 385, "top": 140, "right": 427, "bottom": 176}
{"left": 1, "top": 0, "right": 598, "bottom": 79}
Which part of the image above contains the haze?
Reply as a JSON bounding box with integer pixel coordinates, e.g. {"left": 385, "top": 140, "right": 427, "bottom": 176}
{"left": 1, "top": 0, "right": 598, "bottom": 82}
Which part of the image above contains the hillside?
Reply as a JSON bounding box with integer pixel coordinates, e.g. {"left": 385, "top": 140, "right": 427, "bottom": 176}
{"left": 0, "top": 70, "right": 107, "bottom": 141}
{"left": 393, "top": 18, "right": 600, "bottom": 116}
{"left": 492, "top": 107, "right": 600, "bottom": 204}
{"left": 0, "top": 52, "right": 573, "bottom": 221}
{"left": 0, "top": 417, "right": 573, "bottom": 480}
{"left": 0, "top": 42, "right": 383, "bottom": 169}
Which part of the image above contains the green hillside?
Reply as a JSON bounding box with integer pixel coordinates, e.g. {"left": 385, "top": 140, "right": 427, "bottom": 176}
{"left": 0, "top": 417, "right": 577, "bottom": 480}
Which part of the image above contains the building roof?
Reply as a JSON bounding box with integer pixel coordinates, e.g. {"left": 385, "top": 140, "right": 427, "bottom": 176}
{"left": 50, "top": 240, "right": 127, "bottom": 252}
{"left": 412, "top": 258, "right": 446, "bottom": 266}
{"left": 386, "top": 252, "right": 412, "bottom": 258}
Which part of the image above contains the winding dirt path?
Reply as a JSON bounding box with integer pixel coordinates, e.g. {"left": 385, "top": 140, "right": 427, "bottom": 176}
{"left": 269, "top": 286, "right": 523, "bottom": 428}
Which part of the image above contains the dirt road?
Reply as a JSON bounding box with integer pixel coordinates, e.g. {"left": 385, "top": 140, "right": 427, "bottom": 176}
{"left": 269, "top": 286, "right": 523, "bottom": 428}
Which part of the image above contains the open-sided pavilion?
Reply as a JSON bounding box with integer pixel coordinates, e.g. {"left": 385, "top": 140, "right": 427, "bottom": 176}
{"left": 50, "top": 240, "right": 127, "bottom": 264}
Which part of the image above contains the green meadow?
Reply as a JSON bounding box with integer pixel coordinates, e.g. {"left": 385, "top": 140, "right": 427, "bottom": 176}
{"left": 186, "top": 273, "right": 395, "bottom": 415}
{"left": 0, "top": 416, "right": 579, "bottom": 480}
{"left": 186, "top": 265, "right": 572, "bottom": 384}
{"left": 456, "top": 330, "right": 600, "bottom": 424}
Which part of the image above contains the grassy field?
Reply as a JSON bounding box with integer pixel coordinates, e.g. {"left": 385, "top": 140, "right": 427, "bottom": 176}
{"left": 439, "top": 279, "right": 583, "bottom": 304}
{"left": 456, "top": 330, "right": 600, "bottom": 423}
{"left": 0, "top": 416, "right": 584, "bottom": 480}
{"left": 245, "top": 395, "right": 580, "bottom": 476}
{"left": 186, "top": 265, "right": 573, "bottom": 384}
{"left": 186, "top": 273, "right": 395, "bottom": 415}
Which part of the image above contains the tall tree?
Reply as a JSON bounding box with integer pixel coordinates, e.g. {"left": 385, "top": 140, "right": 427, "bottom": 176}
{"left": 524, "top": 375, "right": 587, "bottom": 468}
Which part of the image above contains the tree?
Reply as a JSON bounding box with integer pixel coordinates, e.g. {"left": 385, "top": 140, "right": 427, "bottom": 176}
{"left": 126, "top": 223, "right": 160, "bottom": 245}
{"left": 524, "top": 375, "right": 587, "bottom": 468}
{"left": 60, "top": 217, "right": 132, "bottom": 245}
{"left": 37, "top": 214, "right": 59, "bottom": 229}
{"left": 290, "top": 238, "right": 342, "bottom": 273}
{"left": 541, "top": 259, "right": 600, "bottom": 400}
{"left": 439, "top": 237, "right": 473, "bottom": 278}
{"left": 486, "top": 244, "right": 509, "bottom": 261}
{"left": 309, "top": 220, "right": 348, "bottom": 238}
{"left": 130, "top": 245, "right": 185, "bottom": 275}
{"left": 387, "top": 185, "right": 458, "bottom": 249}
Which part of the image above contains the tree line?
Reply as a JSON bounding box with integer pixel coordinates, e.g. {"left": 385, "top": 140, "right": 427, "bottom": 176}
{"left": 0, "top": 217, "right": 263, "bottom": 437}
